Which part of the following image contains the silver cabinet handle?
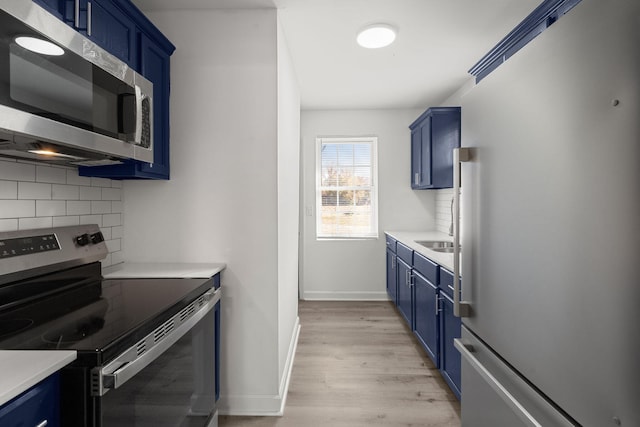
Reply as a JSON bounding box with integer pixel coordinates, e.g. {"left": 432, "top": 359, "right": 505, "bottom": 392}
{"left": 36, "top": 421, "right": 48, "bottom": 427}
{"left": 391, "top": 255, "right": 396, "bottom": 270}
{"left": 87, "top": 2, "right": 92, "bottom": 36}
{"left": 74, "top": 0, "right": 80, "bottom": 28}
{"left": 453, "top": 148, "right": 471, "bottom": 317}
{"left": 454, "top": 339, "right": 543, "bottom": 427}
{"left": 414, "top": 172, "right": 419, "bottom": 185}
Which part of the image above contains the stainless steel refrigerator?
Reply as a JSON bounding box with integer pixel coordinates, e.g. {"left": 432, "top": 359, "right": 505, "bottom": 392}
{"left": 451, "top": 0, "right": 640, "bottom": 426}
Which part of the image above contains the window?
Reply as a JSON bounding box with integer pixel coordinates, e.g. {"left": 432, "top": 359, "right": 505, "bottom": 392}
{"left": 316, "top": 137, "right": 378, "bottom": 239}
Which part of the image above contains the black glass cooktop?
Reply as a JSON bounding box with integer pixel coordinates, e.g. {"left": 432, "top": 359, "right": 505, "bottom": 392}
{"left": 0, "top": 263, "right": 213, "bottom": 365}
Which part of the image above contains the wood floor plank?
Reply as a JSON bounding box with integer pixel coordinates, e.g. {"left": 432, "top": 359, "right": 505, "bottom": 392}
{"left": 219, "top": 300, "right": 461, "bottom": 426}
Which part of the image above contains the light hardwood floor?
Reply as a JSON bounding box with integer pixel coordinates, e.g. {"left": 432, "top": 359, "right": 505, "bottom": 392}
{"left": 219, "top": 300, "right": 461, "bottom": 427}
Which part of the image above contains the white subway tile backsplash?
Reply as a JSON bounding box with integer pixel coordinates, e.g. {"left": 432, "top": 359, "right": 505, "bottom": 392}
{"left": 52, "top": 184, "right": 80, "bottom": 200}
{"left": 91, "top": 177, "right": 113, "bottom": 188}
{"left": 105, "top": 238, "right": 121, "bottom": 253}
{"left": 36, "top": 166, "right": 67, "bottom": 184}
{"left": 100, "top": 227, "right": 112, "bottom": 241}
{"left": 36, "top": 200, "right": 66, "bottom": 217}
{"left": 66, "top": 200, "right": 91, "bottom": 215}
{"left": 0, "top": 219, "right": 18, "bottom": 232}
{"left": 0, "top": 181, "right": 17, "bottom": 199}
{"left": 66, "top": 171, "right": 91, "bottom": 186}
{"left": 52, "top": 216, "right": 81, "bottom": 227}
{"left": 0, "top": 160, "right": 35, "bottom": 181}
{"left": 0, "top": 166, "right": 124, "bottom": 265}
{"left": 79, "top": 186, "right": 102, "bottom": 201}
{"left": 19, "top": 217, "right": 53, "bottom": 230}
{"left": 91, "top": 201, "right": 112, "bottom": 214}
{"left": 101, "top": 253, "right": 113, "bottom": 268}
{"left": 435, "top": 188, "right": 455, "bottom": 234}
{"left": 111, "top": 225, "right": 123, "bottom": 239}
{"left": 80, "top": 214, "right": 103, "bottom": 226}
{"left": 18, "top": 182, "right": 51, "bottom": 200}
{"left": 0, "top": 200, "right": 35, "bottom": 218}
{"left": 111, "top": 250, "right": 124, "bottom": 265}
{"left": 102, "top": 188, "right": 121, "bottom": 201}
{"left": 102, "top": 213, "right": 121, "bottom": 227}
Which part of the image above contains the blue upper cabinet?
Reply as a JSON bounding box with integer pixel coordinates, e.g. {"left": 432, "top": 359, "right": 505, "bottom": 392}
{"left": 32, "top": 0, "right": 176, "bottom": 180}
{"left": 87, "top": 0, "right": 137, "bottom": 65}
{"left": 33, "top": 0, "right": 135, "bottom": 64}
{"left": 409, "top": 107, "right": 461, "bottom": 190}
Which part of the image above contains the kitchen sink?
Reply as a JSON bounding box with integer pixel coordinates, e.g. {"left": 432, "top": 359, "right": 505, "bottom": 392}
{"left": 415, "top": 240, "right": 460, "bottom": 253}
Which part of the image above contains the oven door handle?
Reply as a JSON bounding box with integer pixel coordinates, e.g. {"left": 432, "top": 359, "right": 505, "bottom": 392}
{"left": 97, "top": 288, "right": 221, "bottom": 395}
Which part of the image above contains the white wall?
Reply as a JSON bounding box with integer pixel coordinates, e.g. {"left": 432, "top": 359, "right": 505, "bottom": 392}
{"left": 276, "top": 13, "right": 300, "bottom": 407}
{"left": 299, "top": 109, "right": 435, "bottom": 300}
{"left": 0, "top": 159, "right": 124, "bottom": 266}
{"left": 121, "top": 8, "right": 299, "bottom": 415}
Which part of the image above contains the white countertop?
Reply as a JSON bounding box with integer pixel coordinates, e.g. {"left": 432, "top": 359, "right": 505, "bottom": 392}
{"left": 385, "top": 230, "right": 457, "bottom": 272}
{"left": 0, "top": 350, "right": 76, "bottom": 406}
{"left": 102, "top": 262, "right": 226, "bottom": 279}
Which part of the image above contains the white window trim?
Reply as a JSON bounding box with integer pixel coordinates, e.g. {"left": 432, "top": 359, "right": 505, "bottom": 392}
{"left": 315, "top": 136, "right": 379, "bottom": 240}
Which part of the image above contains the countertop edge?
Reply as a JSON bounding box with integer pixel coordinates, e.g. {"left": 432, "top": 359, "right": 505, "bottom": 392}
{"left": 0, "top": 350, "right": 76, "bottom": 406}
{"left": 102, "top": 262, "right": 227, "bottom": 279}
{"left": 385, "top": 230, "right": 456, "bottom": 272}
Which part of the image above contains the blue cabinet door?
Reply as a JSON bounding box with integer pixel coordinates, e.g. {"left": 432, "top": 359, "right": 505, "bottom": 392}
{"left": 386, "top": 248, "right": 398, "bottom": 304}
{"left": 33, "top": 0, "right": 66, "bottom": 20}
{"left": 439, "top": 292, "right": 462, "bottom": 399}
{"left": 419, "top": 118, "right": 432, "bottom": 187}
{"left": 0, "top": 373, "right": 60, "bottom": 427}
{"left": 410, "top": 126, "right": 421, "bottom": 188}
{"left": 87, "top": 0, "right": 136, "bottom": 65}
{"left": 409, "top": 107, "right": 461, "bottom": 189}
{"left": 396, "top": 258, "right": 413, "bottom": 329}
{"left": 430, "top": 109, "right": 460, "bottom": 188}
{"left": 413, "top": 271, "right": 439, "bottom": 366}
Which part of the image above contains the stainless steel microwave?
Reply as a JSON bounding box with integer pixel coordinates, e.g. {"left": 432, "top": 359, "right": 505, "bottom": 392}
{"left": 0, "top": 2, "right": 153, "bottom": 167}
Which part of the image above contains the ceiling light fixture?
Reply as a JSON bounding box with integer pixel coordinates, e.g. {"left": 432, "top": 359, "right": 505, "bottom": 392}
{"left": 15, "top": 36, "right": 64, "bottom": 56}
{"left": 356, "top": 24, "right": 397, "bottom": 49}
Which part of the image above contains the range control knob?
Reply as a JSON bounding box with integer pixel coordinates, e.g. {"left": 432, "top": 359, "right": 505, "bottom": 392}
{"left": 90, "top": 232, "right": 105, "bottom": 244}
{"left": 75, "top": 233, "right": 90, "bottom": 247}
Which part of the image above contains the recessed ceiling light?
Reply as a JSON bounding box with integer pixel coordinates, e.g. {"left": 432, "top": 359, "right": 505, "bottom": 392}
{"left": 15, "top": 36, "right": 64, "bottom": 56}
{"left": 356, "top": 24, "right": 397, "bottom": 49}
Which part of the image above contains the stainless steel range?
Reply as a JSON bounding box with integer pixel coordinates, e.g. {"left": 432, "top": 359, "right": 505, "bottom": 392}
{"left": 0, "top": 224, "right": 221, "bottom": 427}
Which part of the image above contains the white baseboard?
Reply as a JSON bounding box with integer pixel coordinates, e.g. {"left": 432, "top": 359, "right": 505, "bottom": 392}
{"left": 302, "top": 290, "right": 390, "bottom": 301}
{"left": 218, "top": 317, "right": 301, "bottom": 416}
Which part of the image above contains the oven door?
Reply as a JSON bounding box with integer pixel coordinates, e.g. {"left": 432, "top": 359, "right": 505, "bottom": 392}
{"left": 96, "top": 288, "right": 219, "bottom": 427}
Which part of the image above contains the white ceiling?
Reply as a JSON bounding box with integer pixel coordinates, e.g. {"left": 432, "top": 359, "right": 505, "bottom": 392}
{"left": 132, "top": 0, "right": 540, "bottom": 110}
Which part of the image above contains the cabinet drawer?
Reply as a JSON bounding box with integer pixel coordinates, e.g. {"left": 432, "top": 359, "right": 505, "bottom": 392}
{"left": 396, "top": 242, "right": 413, "bottom": 265}
{"left": 385, "top": 235, "right": 397, "bottom": 252}
{"left": 0, "top": 372, "right": 60, "bottom": 427}
{"left": 413, "top": 252, "right": 439, "bottom": 284}
{"left": 439, "top": 267, "right": 456, "bottom": 298}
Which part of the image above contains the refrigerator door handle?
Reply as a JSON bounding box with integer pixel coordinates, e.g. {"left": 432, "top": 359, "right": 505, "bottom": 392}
{"left": 453, "top": 147, "right": 472, "bottom": 317}
{"left": 454, "top": 338, "right": 543, "bottom": 427}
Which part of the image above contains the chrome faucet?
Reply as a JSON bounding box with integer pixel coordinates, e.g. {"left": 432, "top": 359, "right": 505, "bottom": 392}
{"left": 449, "top": 197, "right": 454, "bottom": 236}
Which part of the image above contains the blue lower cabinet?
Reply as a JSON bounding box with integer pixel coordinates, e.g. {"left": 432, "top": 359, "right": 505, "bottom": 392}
{"left": 384, "top": 240, "right": 461, "bottom": 400}
{"left": 396, "top": 258, "right": 414, "bottom": 328}
{"left": 413, "top": 271, "right": 439, "bottom": 366}
{"left": 386, "top": 248, "right": 398, "bottom": 304}
{"left": 0, "top": 372, "right": 60, "bottom": 427}
{"left": 439, "top": 292, "right": 462, "bottom": 399}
